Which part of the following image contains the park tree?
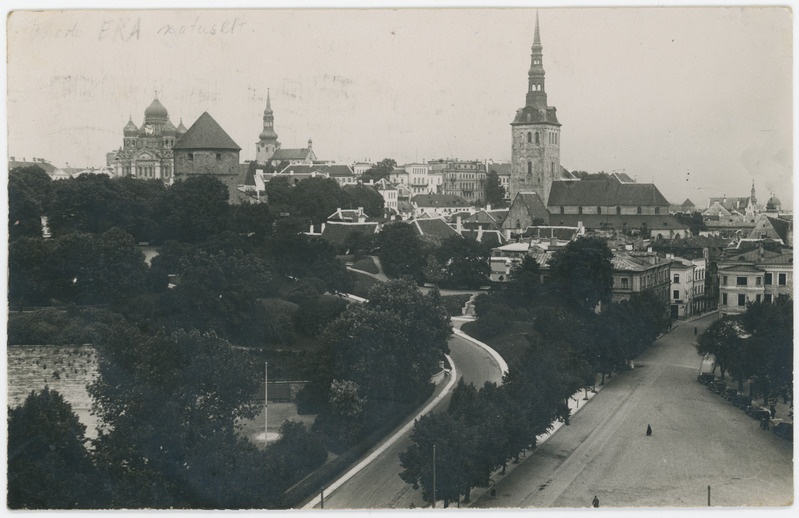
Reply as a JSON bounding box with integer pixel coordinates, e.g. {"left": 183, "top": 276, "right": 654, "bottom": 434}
{"left": 360, "top": 158, "right": 397, "bottom": 183}
{"left": 264, "top": 176, "right": 294, "bottom": 214}
{"left": 674, "top": 211, "right": 707, "bottom": 236}
{"left": 399, "top": 412, "right": 476, "bottom": 507}
{"left": 89, "top": 325, "right": 264, "bottom": 507}
{"left": 161, "top": 176, "right": 231, "bottom": 243}
{"left": 8, "top": 166, "right": 52, "bottom": 241}
{"left": 291, "top": 176, "right": 351, "bottom": 225}
{"left": 230, "top": 202, "right": 273, "bottom": 240}
{"left": 434, "top": 236, "right": 490, "bottom": 289}
{"left": 549, "top": 236, "right": 613, "bottom": 312}
{"left": 696, "top": 316, "right": 746, "bottom": 380}
{"left": 505, "top": 255, "right": 542, "bottom": 306}
{"left": 7, "top": 388, "right": 107, "bottom": 509}
{"left": 377, "top": 222, "right": 426, "bottom": 282}
{"left": 48, "top": 173, "right": 125, "bottom": 236}
{"left": 484, "top": 170, "right": 506, "bottom": 207}
{"left": 343, "top": 184, "right": 385, "bottom": 217}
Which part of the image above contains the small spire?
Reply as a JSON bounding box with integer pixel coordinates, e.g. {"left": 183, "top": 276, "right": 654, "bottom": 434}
{"left": 154, "top": 90, "right": 159, "bottom": 100}
{"left": 534, "top": 11, "right": 541, "bottom": 45}
{"left": 267, "top": 89, "right": 271, "bottom": 110}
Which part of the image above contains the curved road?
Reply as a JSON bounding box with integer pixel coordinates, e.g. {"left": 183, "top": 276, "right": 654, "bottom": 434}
{"left": 306, "top": 328, "right": 504, "bottom": 509}
{"left": 471, "top": 313, "right": 793, "bottom": 508}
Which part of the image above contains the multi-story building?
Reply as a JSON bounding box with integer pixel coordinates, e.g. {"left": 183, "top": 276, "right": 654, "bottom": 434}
{"left": 717, "top": 243, "right": 793, "bottom": 315}
{"left": 373, "top": 178, "right": 399, "bottom": 215}
{"left": 669, "top": 257, "right": 696, "bottom": 319}
{"left": 411, "top": 193, "right": 472, "bottom": 219}
{"left": 610, "top": 251, "right": 671, "bottom": 306}
{"left": 110, "top": 94, "right": 184, "bottom": 185}
{"left": 439, "top": 160, "right": 486, "bottom": 203}
{"left": 403, "top": 162, "right": 442, "bottom": 195}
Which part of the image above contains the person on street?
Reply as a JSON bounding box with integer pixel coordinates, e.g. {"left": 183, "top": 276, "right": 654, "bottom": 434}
{"left": 694, "top": 326, "right": 698, "bottom": 336}
{"left": 592, "top": 495, "right": 599, "bottom": 508}
{"left": 646, "top": 424, "right": 653, "bottom": 436}
{"left": 770, "top": 404, "right": 776, "bottom": 418}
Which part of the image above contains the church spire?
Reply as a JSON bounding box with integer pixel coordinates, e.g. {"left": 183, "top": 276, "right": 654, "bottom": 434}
{"left": 265, "top": 89, "right": 272, "bottom": 114}
{"left": 526, "top": 12, "right": 547, "bottom": 109}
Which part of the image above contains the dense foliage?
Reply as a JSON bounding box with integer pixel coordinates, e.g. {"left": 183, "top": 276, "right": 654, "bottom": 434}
{"left": 697, "top": 296, "right": 792, "bottom": 402}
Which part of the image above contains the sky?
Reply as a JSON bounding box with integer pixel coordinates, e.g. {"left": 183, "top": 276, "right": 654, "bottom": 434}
{"left": 4, "top": 2, "right": 794, "bottom": 209}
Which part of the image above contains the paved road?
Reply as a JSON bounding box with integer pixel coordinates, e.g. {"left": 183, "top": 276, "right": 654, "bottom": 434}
{"left": 309, "top": 329, "right": 504, "bottom": 509}
{"left": 471, "top": 313, "right": 793, "bottom": 509}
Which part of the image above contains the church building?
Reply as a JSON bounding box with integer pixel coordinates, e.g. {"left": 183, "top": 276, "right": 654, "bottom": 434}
{"left": 110, "top": 93, "right": 187, "bottom": 184}
{"left": 509, "top": 14, "right": 574, "bottom": 204}
{"left": 255, "top": 90, "right": 316, "bottom": 166}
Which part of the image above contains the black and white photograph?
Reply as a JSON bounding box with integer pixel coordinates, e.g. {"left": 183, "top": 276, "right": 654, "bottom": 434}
{"left": 4, "top": 1, "right": 794, "bottom": 512}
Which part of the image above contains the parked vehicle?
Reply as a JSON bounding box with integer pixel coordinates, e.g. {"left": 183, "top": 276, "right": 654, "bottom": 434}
{"left": 724, "top": 387, "right": 737, "bottom": 400}
{"left": 733, "top": 394, "right": 751, "bottom": 409}
{"left": 711, "top": 380, "right": 726, "bottom": 394}
{"left": 772, "top": 421, "right": 793, "bottom": 441}
{"left": 746, "top": 405, "right": 770, "bottom": 420}
{"left": 697, "top": 373, "right": 714, "bottom": 385}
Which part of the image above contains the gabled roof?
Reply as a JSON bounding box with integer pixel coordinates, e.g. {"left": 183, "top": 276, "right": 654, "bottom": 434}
{"left": 412, "top": 194, "right": 470, "bottom": 208}
{"left": 503, "top": 192, "right": 550, "bottom": 228}
{"left": 270, "top": 148, "right": 313, "bottom": 161}
{"left": 172, "top": 112, "right": 241, "bottom": 150}
{"left": 611, "top": 252, "right": 666, "bottom": 272}
{"left": 547, "top": 175, "right": 669, "bottom": 207}
{"left": 747, "top": 215, "right": 792, "bottom": 244}
{"left": 759, "top": 250, "right": 793, "bottom": 265}
{"left": 681, "top": 198, "right": 696, "bottom": 208}
{"left": 412, "top": 218, "right": 461, "bottom": 239}
{"left": 708, "top": 196, "right": 752, "bottom": 212}
{"left": 319, "top": 221, "right": 378, "bottom": 245}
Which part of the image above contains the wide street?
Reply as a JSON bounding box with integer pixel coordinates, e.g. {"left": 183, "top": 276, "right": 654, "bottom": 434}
{"left": 306, "top": 326, "right": 505, "bottom": 509}
{"left": 471, "top": 312, "right": 793, "bottom": 509}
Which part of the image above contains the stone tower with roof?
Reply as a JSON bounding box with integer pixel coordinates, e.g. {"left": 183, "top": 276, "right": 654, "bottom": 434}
{"left": 510, "top": 13, "right": 562, "bottom": 205}
{"left": 256, "top": 90, "right": 280, "bottom": 164}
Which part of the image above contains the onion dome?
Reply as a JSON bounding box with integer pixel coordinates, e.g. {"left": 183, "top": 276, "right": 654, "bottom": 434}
{"left": 259, "top": 126, "right": 278, "bottom": 140}
{"left": 176, "top": 118, "right": 187, "bottom": 135}
{"left": 162, "top": 119, "right": 177, "bottom": 135}
{"left": 123, "top": 116, "right": 138, "bottom": 135}
{"left": 767, "top": 196, "right": 781, "bottom": 210}
{"left": 144, "top": 93, "right": 169, "bottom": 124}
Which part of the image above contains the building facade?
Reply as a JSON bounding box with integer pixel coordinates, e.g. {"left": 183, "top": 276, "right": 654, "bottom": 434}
{"left": 717, "top": 244, "right": 793, "bottom": 315}
{"left": 509, "top": 14, "right": 562, "bottom": 204}
{"left": 110, "top": 94, "right": 185, "bottom": 185}
{"left": 440, "top": 160, "right": 486, "bottom": 203}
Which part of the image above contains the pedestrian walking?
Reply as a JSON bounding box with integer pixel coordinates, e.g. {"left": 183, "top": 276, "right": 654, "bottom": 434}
{"left": 770, "top": 404, "right": 776, "bottom": 418}
{"left": 694, "top": 326, "right": 698, "bottom": 336}
{"left": 646, "top": 424, "right": 652, "bottom": 436}
{"left": 592, "top": 495, "right": 599, "bottom": 508}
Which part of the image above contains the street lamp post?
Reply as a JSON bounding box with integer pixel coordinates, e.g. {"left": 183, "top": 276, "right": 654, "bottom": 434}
{"left": 432, "top": 443, "right": 436, "bottom": 509}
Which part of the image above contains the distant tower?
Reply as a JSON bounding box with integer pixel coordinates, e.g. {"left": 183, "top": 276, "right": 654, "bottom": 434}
{"left": 750, "top": 180, "right": 757, "bottom": 206}
{"left": 256, "top": 90, "right": 280, "bottom": 164}
{"left": 510, "top": 12, "right": 562, "bottom": 204}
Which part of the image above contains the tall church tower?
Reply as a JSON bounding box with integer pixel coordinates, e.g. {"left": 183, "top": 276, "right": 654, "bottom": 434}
{"left": 256, "top": 90, "right": 280, "bottom": 164}
{"left": 510, "top": 13, "right": 562, "bottom": 204}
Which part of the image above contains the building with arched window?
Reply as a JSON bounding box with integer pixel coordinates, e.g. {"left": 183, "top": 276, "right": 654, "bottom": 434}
{"left": 109, "top": 93, "right": 185, "bottom": 185}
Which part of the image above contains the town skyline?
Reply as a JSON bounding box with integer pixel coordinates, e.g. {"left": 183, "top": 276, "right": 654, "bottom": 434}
{"left": 6, "top": 6, "right": 793, "bottom": 208}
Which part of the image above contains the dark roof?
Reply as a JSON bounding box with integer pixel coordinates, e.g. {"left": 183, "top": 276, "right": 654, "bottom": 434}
{"left": 547, "top": 176, "right": 670, "bottom": 207}
{"left": 412, "top": 194, "right": 470, "bottom": 208}
{"left": 320, "top": 221, "right": 378, "bottom": 245}
{"left": 503, "top": 192, "right": 549, "bottom": 227}
{"left": 270, "top": 148, "right": 312, "bottom": 161}
{"left": 511, "top": 106, "right": 560, "bottom": 126}
{"left": 278, "top": 164, "right": 353, "bottom": 177}
{"left": 487, "top": 163, "right": 511, "bottom": 175}
{"left": 461, "top": 228, "right": 505, "bottom": 246}
{"left": 412, "top": 218, "right": 461, "bottom": 239}
{"left": 681, "top": 198, "right": 696, "bottom": 208}
{"left": 550, "top": 214, "right": 688, "bottom": 231}
{"left": 172, "top": 112, "right": 241, "bottom": 150}
{"left": 718, "top": 264, "right": 764, "bottom": 273}
{"left": 8, "top": 160, "right": 57, "bottom": 173}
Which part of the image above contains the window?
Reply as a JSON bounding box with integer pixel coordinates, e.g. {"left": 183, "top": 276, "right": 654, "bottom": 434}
{"left": 597, "top": 206, "right": 602, "bottom": 215}
{"left": 673, "top": 290, "right": 680, "bottom": 300}
{"left": 560, "top": 206, "right": 565, "bottom": 214}
{"left": 188, "top": 153, "right": 194, "bottom": 161}
{"left": 216, "top": 153, "right": 222, "bottom": 160}
{"left": 765, "top": 273, "right": 773, "bottom": 285}
{"left": 756, "top": 294, "right": 762, "bottom": 303}
{"left": 616, "top": 206, "right": 621, "bottom": 215}
{"left": 655, "top": 207, "right": 661, "bottom": 214}
{"left": 722, "top": 293, "right": 728, "bottom": 305}
{"left": 756, "top": 277, "right": 762, "bottom": 286}
{"left": 621, "top": 278, "right": 629, "bottom": 289}
{"left": 578, "top": 206, "right": 583, "bottom": 215}
{"left": 527, "top": 132, "right": 532, "bottom": 143}
{"left": 637, "top": 206, "right": 642, "bottom": 215}
{"left": 535, "top": 132, "right": 540, "bottom": 145}
{"left": 673, "top": 274, "right": 680, "bottom": 283}
{"left": 738, "top": 294, "right": 746, "bottom": 306}
{"left": 765, "top": 293, "right": 772, "bottom": 303}
{"left": 722, "top": 276, "right": 728, "bottom": 285}
{"left": 778, "top": 273, "right": 787, "bottom": 286}
{"left": 527, "top": 162, "right": 532, "bottom": 176}
{"left": 736, "top": 277, "right": 747, "bottom": 286}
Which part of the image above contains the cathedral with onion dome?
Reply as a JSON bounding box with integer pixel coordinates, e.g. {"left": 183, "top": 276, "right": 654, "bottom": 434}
{"left": 109, "top": 93, "right": 187, "bottom": 184}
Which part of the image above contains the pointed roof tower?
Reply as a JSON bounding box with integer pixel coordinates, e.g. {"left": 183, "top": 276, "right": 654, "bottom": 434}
{"left": 259, "top": 89, "right": 278, "bottom": 141}
{"left": 526, "top": 11, "right": 547, "bottom": 110}
{"left": 173, "top": 112, "right": 241, "bottom": 151}
{"left": 123, "top": 115, "right": 138, "bottom": 135}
